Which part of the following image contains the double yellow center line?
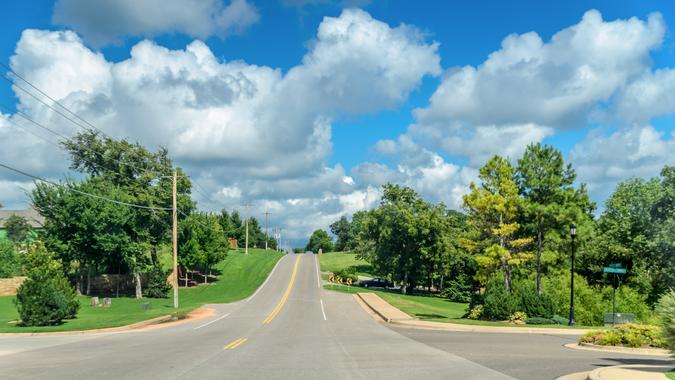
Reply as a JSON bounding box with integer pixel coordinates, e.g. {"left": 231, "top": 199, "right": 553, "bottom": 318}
{"left": 224, "top": 337, "right": 248, "bottom": 350}
{"left": 262, "top": 255, "right": 301, "bottom": 324}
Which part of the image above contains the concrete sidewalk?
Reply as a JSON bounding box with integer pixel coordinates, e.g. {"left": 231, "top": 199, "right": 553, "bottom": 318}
{"left": 356, "top": 292, "right": 588, "bottom": 335}
{"left": 557, "top": 364, "right": 674, "bottom": 380}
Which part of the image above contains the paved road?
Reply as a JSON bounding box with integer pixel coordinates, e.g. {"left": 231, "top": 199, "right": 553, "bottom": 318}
{"left": 0, "top": 253, "right": 511, "bottom": 380}
{"left": 391, "top": 327, "right": 672, "bottom": 380}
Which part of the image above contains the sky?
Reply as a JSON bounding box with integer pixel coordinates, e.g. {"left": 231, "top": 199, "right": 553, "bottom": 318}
{"left": 1, "top": 0, "right": 674, "bottom": 246}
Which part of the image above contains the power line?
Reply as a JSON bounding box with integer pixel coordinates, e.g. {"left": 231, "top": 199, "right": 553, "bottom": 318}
{"left": 0, "top": 161, "right": 173, "bottom": 211}
{"left": 0, "top": 62, "right": 111, "bottom": 138}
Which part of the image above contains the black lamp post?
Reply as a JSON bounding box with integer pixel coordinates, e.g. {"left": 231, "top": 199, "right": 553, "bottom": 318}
{"left": 569, "top": 224, "right": 577, "bottom": 326}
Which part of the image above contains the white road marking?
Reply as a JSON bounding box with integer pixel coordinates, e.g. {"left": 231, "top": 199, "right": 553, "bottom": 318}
{"left": 246, "top": 254, "right": 286, "bottom": 303}
{"left": 314, "top": 254, "right": 321, "bottom": 289}
{"left": 194, "top": 313, "right": 231, "bottom": 330}
{"left": 320, "top": 299, "right": 327, "bottom": 321}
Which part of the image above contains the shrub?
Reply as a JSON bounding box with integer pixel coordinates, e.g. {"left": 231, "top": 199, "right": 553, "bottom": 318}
{"left": 509, "top": 311, "right": 527, "bottom": 324}
{"left": 0, "top": 239, "right": 22, "bottom": 278}
{"left": 467, "top": 305, "right": 483, "bottom": 320}
{"left": 441, "top": 278, "right": 473, "bottom": 303}
{"left": 14, "top": 245, "right": 79, "bottom": 326}
{"left": 332, "top": 267, "right": 358, "bottom": 284}
{"left": 552, "top": 315, "right": 569, "bottom": 325}
{"left": 144, "top": 264, "right": 171, "bottom": 298}
{"left": 526, "top": 317, "right": 555, "bottom": 325}
{"left": 514, "top": 284, "right": 555, "bottom": 318}
{"left": 543, "top": 272, "right": 653, "bottom": 326}
{"left": 579, "top": 323, "right": 665, "bottom": 348}
{"left": 482, "top": 275, "right": 517, "bottom": 320}
{"left": 656, "top": 290, "right": 675, "bottom": 352}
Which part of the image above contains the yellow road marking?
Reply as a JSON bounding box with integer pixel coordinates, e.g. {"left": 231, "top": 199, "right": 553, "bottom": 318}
{"left": 262, "top": 255, "right": 301, "bottom": 324}
{"left": 224, "top": 337, "right": 246, "bottom": 350}
{"left": 229, "top": 338, "right": 247, "bottom": 350}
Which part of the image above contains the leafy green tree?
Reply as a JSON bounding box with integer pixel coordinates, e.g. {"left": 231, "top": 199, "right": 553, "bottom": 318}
{"left": 515, "top": 143, "right": 590, "bottom": 293}
{"left": 51, "top": 131, "right": 194, "bottom": 297}
{"left": 656, "top": 290, "right": 675, "bottom": 352}
{"left": 5, "top": 214, "right": 32, "bottom": 244}
{"left": 178, "top": 213, "right": 228, "bottom": 284}
{"left": 462, "top": 156, "right": 532, "bottom": 291}
{"left": 330, "top": 216, "right": 352, "bottom": 252}
{"left": 583, "top": 166, "right": 674, "bottom": 303}
{"left": 305, "top": 229, "right": 334, "bottom": 253}
{"left": 14, "top": 244, "right": 79, "bottom": 326}
{"left": 0, "top": 239, "right": 22, "bottom": 278}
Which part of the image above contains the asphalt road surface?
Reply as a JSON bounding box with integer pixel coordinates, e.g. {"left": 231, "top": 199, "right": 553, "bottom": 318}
{"left": 0, "top": 253, "right": 670, "bottom": 379}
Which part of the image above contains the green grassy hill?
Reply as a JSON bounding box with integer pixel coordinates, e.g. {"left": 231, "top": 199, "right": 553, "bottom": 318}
{"left": 0, "top": 248, "right": 283, "bottom": 333}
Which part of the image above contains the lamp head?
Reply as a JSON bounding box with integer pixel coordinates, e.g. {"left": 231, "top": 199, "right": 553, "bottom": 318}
{"left": 570, "top": 224, "right": 577, "bottom": 237}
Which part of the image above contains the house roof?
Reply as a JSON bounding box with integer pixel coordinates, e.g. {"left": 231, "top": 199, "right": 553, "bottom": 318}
{"left": 0, "top": 208, "right": 45, "bottom": 228}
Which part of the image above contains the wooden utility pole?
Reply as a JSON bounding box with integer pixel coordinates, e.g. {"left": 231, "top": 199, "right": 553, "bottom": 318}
{"left": 264, "top": 211, "right": 271, "bottom": 250}
{"left": 172, "top": 169, "right": 178, "bottom": 308}
{"left": 243, "top": 203, "right": 252, "bottom": 255}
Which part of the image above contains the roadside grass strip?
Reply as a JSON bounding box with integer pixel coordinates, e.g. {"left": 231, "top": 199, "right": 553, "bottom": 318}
{"left": 263, "top": 255, "right": 301, "bottom": 324}
{"left": 224, "top": 337, "right": 248, "bottom": 350}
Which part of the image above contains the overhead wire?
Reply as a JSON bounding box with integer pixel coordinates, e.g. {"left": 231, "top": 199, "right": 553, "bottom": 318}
{"left": 0, "top": 162, "right": 173, "bottom": 211}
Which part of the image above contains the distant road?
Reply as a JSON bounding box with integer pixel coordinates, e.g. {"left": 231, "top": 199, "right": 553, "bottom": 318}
{"left": 0, "top": 253, "right": 667, "bottom": 379}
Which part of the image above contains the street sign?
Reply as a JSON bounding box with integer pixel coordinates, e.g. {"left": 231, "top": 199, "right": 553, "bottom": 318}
{"left": 603, "top": 267, "right": 627, "bottom": 274}
{"left": 608, "top": 263, "right": 622, "bottom": 268}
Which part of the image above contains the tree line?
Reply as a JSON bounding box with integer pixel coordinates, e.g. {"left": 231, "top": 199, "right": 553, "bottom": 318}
{"left": 313, "top": 143, "right": 673, "bottom": 324}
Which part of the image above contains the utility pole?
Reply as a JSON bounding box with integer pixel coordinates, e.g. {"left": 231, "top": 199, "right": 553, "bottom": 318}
{"left": 264, "top": 210, "right": 271, "bottom": 250}
{"left": 242, "top": 203, "right": 252, "bottom": 255}
{"left": 172, "top": 169, "right": 178, "bottom": 308}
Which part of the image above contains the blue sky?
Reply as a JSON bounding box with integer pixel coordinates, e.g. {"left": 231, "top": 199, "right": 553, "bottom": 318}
{"left": 1, "top": 1, "right": 674, "bottom": 242}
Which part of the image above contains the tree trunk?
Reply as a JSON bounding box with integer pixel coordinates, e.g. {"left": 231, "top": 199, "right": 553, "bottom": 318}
{"left": 536, "top": 229, "right": 543, "bottom": 294}
{"left": 184, "top": 267, "right": 189, "bottom": 287}
{"left": 77, "top": 273, "right": 83, "bottom": 295}
{"left": 402, "top": 271, "right": 409, "bottom": 295}
{"left": 501, "top": 258, "right": 512, "bottom": 292}
{"left": 151, "top": 246, "right": 158, "bottom": 265}
{"left": 134, "top": 271, "right": 142, "bottom": 299}
{"left": 86, "top": 267, "right": 91, "bottom": 296}
{"left": 440, "top": 274, "right": 444, "bottom": 291}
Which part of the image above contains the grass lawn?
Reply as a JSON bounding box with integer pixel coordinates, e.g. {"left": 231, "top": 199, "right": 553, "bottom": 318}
{"left": 0, "top": 248, "right": 283, "bottom": 333}
{"left": 319, "top": 252, "right": 374, "bottom": 277}
{"left": 325, "top": 284, "right": 592, "bottom": 329}
{"left": 667, "top": 369, "right": 675, "bottom": 380}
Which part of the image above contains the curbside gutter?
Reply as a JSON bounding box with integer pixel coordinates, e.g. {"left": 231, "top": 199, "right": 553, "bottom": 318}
{"left": 0, "top": 307, "right": 215, "bottom": 337}
{"left": 564, "top": 342, "right": 672, "bottom": 357}
{"left": 586, "top": 364, "right": 673, "bottom": 380}
{"left": 356, "top": 292, "right": 589, "bottom": 335}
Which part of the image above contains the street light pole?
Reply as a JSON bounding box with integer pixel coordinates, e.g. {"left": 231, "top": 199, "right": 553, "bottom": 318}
{"left": 569, "top": 224, "right": 576, "bottom": 326}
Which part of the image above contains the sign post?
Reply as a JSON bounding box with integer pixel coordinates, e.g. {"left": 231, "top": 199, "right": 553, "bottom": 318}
{"left": 603, "top": 264, "right": 627, "bottom": 326}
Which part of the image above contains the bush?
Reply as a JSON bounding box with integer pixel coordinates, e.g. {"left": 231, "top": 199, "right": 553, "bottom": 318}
{"left": 332, "top": 267, "right": 358, "bottom": 284}
{"left": 467, "top": 305, "right": 483, "bottom": 320}
{"left": 514, "top": 284, "right": 554, "bottom": 318}
{"left": 552, "top": 315, "right": 569, "bottom": 325}
{"left": 14, "top": 245, "right": 79, "bottom": 326}
{"left": 441, "top": 278, "right": 473, "bottom": 303}
{"left": 656, "top": 290, "right": 675, "bottom": 352}
{"left": 579, "top": 323, "right": 665, "bottom": 348}
{"left": 509, "top": 311, "right": 527, "bottom": 324}
{"left": 526, "top": 317, "right": 556, "bottom": 325}
{"left": 0, "top": 239, "right": 22, "bottom": 278}
{"left": 543, "top": 272, "right": 653, "bottom": 326}
{"left": 482, "top": 275, "right": 517, "bottom": 320}
{"left": 144, "top": 264, "right": 171, "bottom": 298}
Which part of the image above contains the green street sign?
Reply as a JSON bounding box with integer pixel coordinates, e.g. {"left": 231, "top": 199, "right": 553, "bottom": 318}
{"left": 603, "top": 267, "right": 627, "bottom": 274}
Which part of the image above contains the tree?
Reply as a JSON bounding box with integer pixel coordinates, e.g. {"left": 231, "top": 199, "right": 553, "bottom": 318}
{"left": 515, "top": 143, "right": 584, "bottom": 294}
{"left": 462, "top": 156, "right": 532, "bottom": 292}
{"left": 55, "top": 131, "right": 194, "bottom": 298}
{"left": 305, "top": 229, "right": 334, "bottom": 253}
{"left": 330, "top": 216, "right": 352, "bottom": 252}
{"left": 14, "top": 244, "right": 79, "bottom": 326}
{"left": 5, "top": 214, "right": 32, "bottom": 244}
{"left": 0, "top": 239, "right": 22, "bottom": 278}
{"left": 178, "top": 213, "right": 228, "bottom": 285}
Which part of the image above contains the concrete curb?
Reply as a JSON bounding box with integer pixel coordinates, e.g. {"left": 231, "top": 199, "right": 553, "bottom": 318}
{"left": 0, "top": 307, "right": 213, "bottom": 337}
{"left": 564, "top": 342, "right": 672, "bottom": 357}
{"left": 356, "top": 292, "right": 588, "bottom": 335}
{"left": 587, "top": 364, "right": 673, "bottom": 380}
